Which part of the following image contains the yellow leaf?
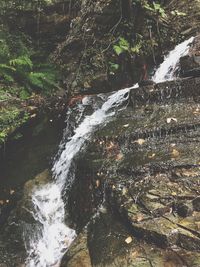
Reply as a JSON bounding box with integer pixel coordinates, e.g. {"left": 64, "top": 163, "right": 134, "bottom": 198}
{"left": 96, "top": 180, "right": 100, "bottom": 188}
{"left": 122, "top": 187, "right": 128, "bottom": 195}
{"left": 171, "top": 149, "right": 180, "bottom": 158}
{"left": 125, "top": 236, "right": 133, "bottom": 244}
{"left": 167, "top": 117, "right": 177, "bottom": 123}
{"left": 134, "top": 139, "right": 146, "bottom": 145}
{"left": 148, "top": 153, "right": 156, "bottom": 159}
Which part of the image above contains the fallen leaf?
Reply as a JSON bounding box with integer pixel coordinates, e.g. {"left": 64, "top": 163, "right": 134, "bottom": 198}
{"left": 171, "top": 149, "right": 180, "bottom": 158}
{"left": 30, "top": 114, "right": 37, "bottom": 118}
{"left": 125, "top": 236, "right": 133, "bottom": 244}
{"left": 96, "top": 180, "right": 100, "bottom": 188}
{"left": 136, "top": 214, "right": 144, "bottom": 222}
{"left": 10, "top": 189, "right": 15, "bottom": 195}
{"left": 122, "top": 187, "right": 128, "bottom": 195}
{"left": 170, "top": 143, "right": 176, "bottom": 147}
{"left": 167, "top": 117, "right": 177, "bottom": 123}
{"left": 123, "top": 124, "right": 129, "bottom": 128}
{"left": 27, "top": 106, "right": 37, "bottom": 111}
{"left": 148, "top": 153, "right": 156, "bottom": 159}
{"left": 134, "top": 139, "right": 146, "bottom": 145}
{"left": 84, "top": 81, "right": 91, "bottom": 88}
{"left": 116, "top": 153, "right": 123, "bottom": 161}
{"left": 131, "top": 251, "right": 139, "bottom": 258}
{"left": 171, "top": 192, "right": 177, "bottom": 196}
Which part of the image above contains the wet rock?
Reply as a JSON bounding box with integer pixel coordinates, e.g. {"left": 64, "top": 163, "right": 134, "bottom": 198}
{"left": 18, "top": 169, "right": 52, "bottom": 223}
{"left": 138, "top": 80, "right": 156, "bottom": 87}
{"left": 193, "top": 197, "right": 200, "bottom": 212}
{"left": 61, "top": 232, "right": 92, "bottom": 267}
{"left": 66, "top": 75, "right": 200, "bottom": 266}
{"left": 180, "top": 35, "right": 200, "bottom": 77}
{"left": 181, "top": 67, "right": 200, "bottom": 78}
{"left": 176, "top": 201, "right": 193, "bottom": 217}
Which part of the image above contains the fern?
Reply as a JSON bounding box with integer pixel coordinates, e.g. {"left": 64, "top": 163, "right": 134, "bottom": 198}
{"left": 0, "top": 64, "right": 16, "bottom": 83}
{"left": 27, "top": 71, "right": 58, "bottom": 91}
{"left": 9, "top": 55, "right": 33, "bottom": 71}
{"left": 28, "top": 72, "right": 46, "bottom": 89}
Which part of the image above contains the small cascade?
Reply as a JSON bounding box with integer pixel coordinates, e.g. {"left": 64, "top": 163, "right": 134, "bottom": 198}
{"left": 153, "top": 37, "right": 194, "bottom": 83}
{"left": 24, "top": 37, "right": 193, "bottom": 267}
{"left": 24, "top": 88, "right": 131, "bottom": 267}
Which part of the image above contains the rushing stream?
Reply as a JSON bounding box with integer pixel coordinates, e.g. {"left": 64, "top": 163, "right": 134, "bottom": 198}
{"left": 24, "top": 37, "right": 194, "bottom": 267}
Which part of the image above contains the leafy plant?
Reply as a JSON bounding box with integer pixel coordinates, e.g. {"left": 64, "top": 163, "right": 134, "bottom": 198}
{"left": 113, "top": 37, "right": 130, "bottom": 55}
{"left": 109, "top": 62, "right": 119, "bottom": 74}
{"left": 0, "top": 53, "right": 60, "bottom": 94}
{"left": 10, "top": 55, "right": 33, "bottom": 70}
{"left": 113, "top": 36, "right": 143, "bottom": 56}
{"left": 142, "top": 1, "right": 167, "bottom": 18}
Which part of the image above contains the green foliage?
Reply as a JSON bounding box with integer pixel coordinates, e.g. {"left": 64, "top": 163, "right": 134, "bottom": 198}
{"left": 139, "top": 1, "right": 167, "bottom": 18}
{"left": 0, "top": 107, "right": 30, "bottom": 144}
{"left": 0, "top": 28, "right": 60, "bottom": 95}
{"left": 109, "top": 62, "right": 119, "bottom": 74}
{"left": 0, "top": 49, "right": 60, "bottom": 94}
{"left": 10, "top": 55, "right": 33, "bottom": 70}
{"left": 152, "top": 2, "right": 167, "bottom": 18}
{"left": 113, "top": 36, "right": 143, "bottom": 56}
{"left": 113, "top": 38, "right": 130, "bottom": 55}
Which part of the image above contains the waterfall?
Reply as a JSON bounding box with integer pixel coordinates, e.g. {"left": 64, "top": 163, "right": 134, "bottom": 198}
{"left": 24, "top": 37, "right": 193, "bottom": 267}
{"left": 153, "top": 37, "right": 194, "bottom": 83}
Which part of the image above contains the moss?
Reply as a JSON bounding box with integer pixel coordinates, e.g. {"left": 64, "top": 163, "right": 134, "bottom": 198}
{"left": 0, "top": 105, "right": 30, "bottom": 144}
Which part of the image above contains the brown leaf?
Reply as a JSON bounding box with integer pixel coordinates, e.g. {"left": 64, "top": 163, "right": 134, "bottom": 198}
{"left": 131, "top": 251, "right": 139, "bottom": 258}
{"left": 116, "top": 153, "right": 123, "bottom": 161}
{"left": 136, "top": 214, "right": 144, "bottom": 222}
{"left": 171, "top": 149, "right": 180, "bottom": 158}
{"left": 96, "top": 180, "right": 100, "bottom": 188}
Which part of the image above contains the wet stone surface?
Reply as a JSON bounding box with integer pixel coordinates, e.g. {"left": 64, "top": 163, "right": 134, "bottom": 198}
{"left": 64, "top": 77, "right": 200, "bottom": 266}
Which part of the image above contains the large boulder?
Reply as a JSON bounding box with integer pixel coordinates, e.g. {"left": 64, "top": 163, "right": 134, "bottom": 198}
{"left": 180, "top": 35, "right": 200, "bottom": 77}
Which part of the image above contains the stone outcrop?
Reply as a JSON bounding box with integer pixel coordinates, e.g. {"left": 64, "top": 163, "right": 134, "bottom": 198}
{"left": 62, "top": 75, "right": 200, "bottom": 266}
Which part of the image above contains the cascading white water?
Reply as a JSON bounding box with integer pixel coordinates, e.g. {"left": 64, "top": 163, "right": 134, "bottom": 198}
{"left": 153, "top": 36, "right": 194, "bottom": 83}
{"left": 25, "top": 87, "right": 131, "bottom": 267}
{"left": 24, "top": 37, "right": 193, "bottom": 267}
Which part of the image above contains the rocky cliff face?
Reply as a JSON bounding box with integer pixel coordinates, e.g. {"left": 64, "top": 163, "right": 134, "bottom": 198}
{"left": 61, "top": 74, "right": 200, "bottom": 266}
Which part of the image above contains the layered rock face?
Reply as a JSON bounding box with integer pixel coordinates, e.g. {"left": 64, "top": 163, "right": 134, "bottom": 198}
{"left": 62, "top": 75, "right": 200, "bottom": 266}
